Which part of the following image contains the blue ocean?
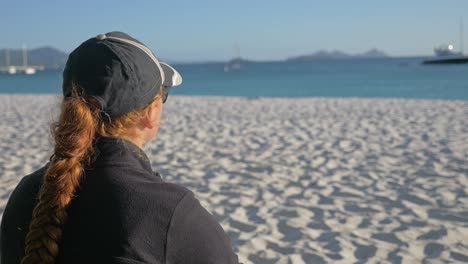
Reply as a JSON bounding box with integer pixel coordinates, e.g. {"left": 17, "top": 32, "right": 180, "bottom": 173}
{"left": 1, "top": 58, "right": 467, "bottom": 100}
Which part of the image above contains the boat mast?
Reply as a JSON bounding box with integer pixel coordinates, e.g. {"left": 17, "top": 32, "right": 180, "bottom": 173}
{"left": 460, "top": 17, "right": 464, "bottom": 55}
{"left": 22, "top": 45, "right": 28, "bottom": 67}
{"left": 5, "top": 49, "right": 10, "bottom": 66}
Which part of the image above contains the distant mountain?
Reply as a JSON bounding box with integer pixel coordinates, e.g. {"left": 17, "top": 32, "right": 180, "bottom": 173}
{"left": 287, "top": 49, "right": 389, "bottom": 61}
{"left": 0, "top": 47, "right": 68, "bottom": 69}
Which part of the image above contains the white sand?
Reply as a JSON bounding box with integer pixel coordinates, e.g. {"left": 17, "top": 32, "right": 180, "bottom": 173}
{"left": 1, "top": 94, "right": 467, "bottom": 263}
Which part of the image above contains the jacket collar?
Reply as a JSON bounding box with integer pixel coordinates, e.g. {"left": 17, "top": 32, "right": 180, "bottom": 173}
{"left": 93, "top": 137, "right": 153, "bottom": 173}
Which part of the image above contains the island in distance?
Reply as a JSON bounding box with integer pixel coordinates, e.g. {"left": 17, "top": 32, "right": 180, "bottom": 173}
{"left": 225, "top": 49, "right": 389, "bottom": 67}
{"left": 286, "top": 49, "right": 389, "bottom": 62}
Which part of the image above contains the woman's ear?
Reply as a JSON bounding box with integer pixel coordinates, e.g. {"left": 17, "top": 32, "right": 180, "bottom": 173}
{"left": 142, "top": 97, "right": 163, "bottom": 129}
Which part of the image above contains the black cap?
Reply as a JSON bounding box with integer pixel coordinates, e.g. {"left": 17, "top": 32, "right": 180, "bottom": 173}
{"left": 63, "top": 31, "right": 182, "bottom": 118}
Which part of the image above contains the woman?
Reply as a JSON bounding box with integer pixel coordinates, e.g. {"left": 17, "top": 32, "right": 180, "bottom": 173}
{"left": 1, "top": 32, "right": 239, "bottom": 264}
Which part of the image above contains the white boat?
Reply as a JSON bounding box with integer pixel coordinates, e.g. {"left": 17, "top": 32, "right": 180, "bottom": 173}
{"left": 434, "top": 44, "right": 462, "bottom": 57}
{"left": 21, "top": 46, "right": 36, "bottom": 75}
{"left": 7, "top": 66, "right": 17, "bottom": 74}
{"left": 224, "top": 59, "right": 241, "bottom": 72}
{"left": 24, "top": 67, "right": 36, "bottom": 75}
{"left": 423, "top": 44, "right": 468, "bottom": 64}
{"left": 224, "top": 43, "right": 242, "bottom": 72}
{"left": 423, "top": 19, "right": 468, "bottom": 64}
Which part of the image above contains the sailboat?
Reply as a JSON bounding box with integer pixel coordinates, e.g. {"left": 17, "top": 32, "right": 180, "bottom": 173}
{"left": 423, "top": 18, "right": 468, "bottom": 64}
{"left": 3, "top": 49, "right": 17, "bottom": 74}
{"left": 224, "top": 43, "right": 242, "bottom": 72}
{"left": 224, "top": 58, "right": 242, "bottom": 72}
{"left": 22, "top": 46, "right": 36, "bottom": 75}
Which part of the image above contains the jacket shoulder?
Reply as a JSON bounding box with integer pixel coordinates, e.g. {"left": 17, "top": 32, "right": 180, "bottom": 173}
{"left": 165, "top": 190, "right": 239, "bottom": 263}
{"left": 3, "top": 164, "right": 48, "bottom": 212}
{"left": 1, "top": 164, "right": 48, "bottom": 263}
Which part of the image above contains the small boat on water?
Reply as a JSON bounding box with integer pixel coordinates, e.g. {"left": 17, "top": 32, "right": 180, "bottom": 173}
{"left": 422, "top": 44, "right": 468, "bottom": 64}
{"left": 224, "top": 43, "right": 243, "bottom": 72}
{"left": 423, "top": 19, "right": 468, "bottom": 64}
{"left": 224, "top": 57, "right": 242, "bottom": 72}
{"left": 24, "top": 67, "right": 36, "bottom": 75}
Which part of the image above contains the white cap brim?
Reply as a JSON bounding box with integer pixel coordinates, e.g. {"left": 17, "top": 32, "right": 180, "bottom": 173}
{"left": 160, "top": 62, "right": 183, "bottom": 87}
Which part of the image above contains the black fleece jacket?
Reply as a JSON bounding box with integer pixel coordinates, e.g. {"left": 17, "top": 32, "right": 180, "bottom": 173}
{"left": 0, "top": 137, "right": 239, "bottom": 264}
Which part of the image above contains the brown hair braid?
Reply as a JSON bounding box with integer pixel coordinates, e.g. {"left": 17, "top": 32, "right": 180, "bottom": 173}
{"left": 21, "top": 87, "right": 163, "bottom": 264}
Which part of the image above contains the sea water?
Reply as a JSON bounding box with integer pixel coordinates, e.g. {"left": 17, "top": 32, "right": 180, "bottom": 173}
{"left": 0, "top": 58, "right": 467, "bottom": 100}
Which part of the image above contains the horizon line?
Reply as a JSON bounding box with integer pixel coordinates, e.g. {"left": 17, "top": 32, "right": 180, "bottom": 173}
{"left": 0, "top": 46, "right": 442, "bottom": 64}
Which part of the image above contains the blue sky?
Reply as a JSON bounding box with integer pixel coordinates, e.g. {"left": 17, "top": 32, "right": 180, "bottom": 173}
{"left": 1, "top": 0, "right": 467, "bottom": 61}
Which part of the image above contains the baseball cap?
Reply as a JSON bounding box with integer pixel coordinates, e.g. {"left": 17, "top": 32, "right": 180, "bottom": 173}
{"left": 62, "top": 31, "right": 182, "bottom": 119}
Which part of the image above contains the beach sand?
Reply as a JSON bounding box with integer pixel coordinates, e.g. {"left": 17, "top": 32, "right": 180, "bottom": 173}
{"left": 1, "top": 95, "right": 467, "bottom": 263}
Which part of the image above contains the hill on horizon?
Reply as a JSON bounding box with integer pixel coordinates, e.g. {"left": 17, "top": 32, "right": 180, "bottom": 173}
{"left": 286, "top": 49, "right": 389, "bottom": 61}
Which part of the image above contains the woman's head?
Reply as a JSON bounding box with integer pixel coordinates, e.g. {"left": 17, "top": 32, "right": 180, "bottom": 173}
{"left": 21, "top": 32, "right": 182, "bottom": 263}
{"left": 95, "top": 86, "right": 165, "bottom": 147}
{"left": 62, "top": 31, "right": 182, "bottom": 119}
